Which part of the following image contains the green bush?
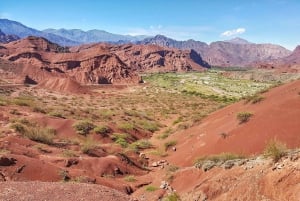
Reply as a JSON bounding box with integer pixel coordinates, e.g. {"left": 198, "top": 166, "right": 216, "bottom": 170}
{"left": 129, "top": 140, "right": 152, "bottom": 151}
{"left": 263, "top": 139, "right": 287, "bottom": 162}
{"left": 124, "top": 175, "right": 136, "bottom": 182}
{"left": 111, "top": 133, "right": 129, "bottom": 148}
{"left": 73, "top": 120, "right": 95, "bottom": 135}
{"left": 117, "top": 122, "right": 135, "bottom": 131}
{"left": 162, "top": 192, "right": 180, "bottom": 201}
{"left": 237, "top": 111, "right": 253, "bottom": 123}
{"left": 145, "top": 185, "right": 158, "bottom": 192}
{"left": 194, "top": 152, "right": 244, "bottom": 166}
{"left": 93, "top": 125, "right": 110, "bottom": 135}
{"left": 48, "top": 111, "right": 65, "bottom": 119}
{"left": 81, "top": 138, "right": 97, "bottom": 154}
{"left": 164, "top": 140, "right": 177, "bottom": 151}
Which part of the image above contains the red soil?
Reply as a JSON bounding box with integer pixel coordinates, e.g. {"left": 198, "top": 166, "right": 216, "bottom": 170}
{"left": 167, "top": 80, "right": 300, "bottom": 166}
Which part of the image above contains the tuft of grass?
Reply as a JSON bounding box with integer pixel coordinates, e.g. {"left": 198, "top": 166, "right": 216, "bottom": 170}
{"left": 164, "top": 140, "right": 177, "bottom": 151}
{"left": 62, "top": 150, "right": 77, "bottom": 157}
{"left": 194, "top": 152, "right": 244, "bottom": 166}
{"left": 162, "top": 192, "right": 180, "bottom": 201}
{"left": 117, "top": 122, "right": 135, "bottom": 132}
{"left": 81, "top": 138, "right": 97, "bottom": 154}
{"left": 129, "top": 140, "right": 152, "bottom": 151}
{"left": 124, "top": 175, "right": 136, "bottom": 182}
{"left": 12, "top": 96, "right": 34, "bottom": 107}
{"left": 263, "top": 139, "right": 287, "bottom": 162}
{"left": 138, "top": 120, "right": 160, "bottom": 133}
{"left": 237, "top": 111, "right": 253, "bottom": 124}
{"left": 244, "top": 94, "right": 265, "bottom": 104}
{"left": 145, "top": 185, "right": 158, "bottom": 192}
{"left": 73, "top": 120, "right": 95, "bottom": 135}
{"left": 111, "top": 133, "right": 129, "bottom": 148}
{"left": 93, "top": 125, "right": 110, "bottom": 136}
{"left": 48, "top": 111, "right": 65, "bottom": 119}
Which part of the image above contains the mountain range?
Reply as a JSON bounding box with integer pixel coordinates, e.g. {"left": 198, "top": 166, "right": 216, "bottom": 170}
{"left": 0, "top": 18, "right": 296, "bottom": 67}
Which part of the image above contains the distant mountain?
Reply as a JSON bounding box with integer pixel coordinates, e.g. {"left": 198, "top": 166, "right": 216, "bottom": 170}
{"left": 137, "top": 35, "right": 209, "bottom": 56}
{"left": 0, "top": 19, "right": 78, "bottom": 46}
{"left": 138, "top": 35, "right": 291, "bottom": 67}
{"left": 224, "top": 37, "right": 252, "bottom": 44}
{"left": 0, "top": 29, "right": 20, "bottom": 43}
{"left": 43, "top": 28, "right": 148, "bottom": 43}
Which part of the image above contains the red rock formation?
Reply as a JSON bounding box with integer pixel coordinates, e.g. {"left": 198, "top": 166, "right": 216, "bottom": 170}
{"left": 0, "top": 36, "right": 208, "bottom": 89}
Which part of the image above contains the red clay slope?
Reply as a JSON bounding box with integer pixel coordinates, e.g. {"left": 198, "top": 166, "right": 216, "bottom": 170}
{"left": 168, "top": 80, "right": 300, "bottom": 166}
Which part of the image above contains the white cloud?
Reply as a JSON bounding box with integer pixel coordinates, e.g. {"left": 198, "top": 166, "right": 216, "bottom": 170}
{"left": 221, "top": 28, "right": 246, "bottom": 37}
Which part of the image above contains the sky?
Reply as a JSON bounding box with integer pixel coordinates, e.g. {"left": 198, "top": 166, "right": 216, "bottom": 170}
{"left": 0, "top": 0, "right": 299, "bottom": 50}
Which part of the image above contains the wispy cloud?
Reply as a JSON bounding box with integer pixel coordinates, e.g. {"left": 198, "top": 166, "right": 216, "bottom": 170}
{"left": 221, "top": 28, "right": 246, "bottom": 37}
{"left": 126, "top": 25, "right": 213, "bottom": 40}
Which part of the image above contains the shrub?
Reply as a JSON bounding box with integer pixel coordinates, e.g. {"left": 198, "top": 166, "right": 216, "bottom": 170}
{"left": 73, "top": 120, "right": 95, "bottom": 135}
{"left": 62, "top": 150, "right": 77, "bottom": 157}
{"left": 111, "top": 133, "right": 129, "bottom": 148}
{"left": 244, "top": 94, "right": 264, "bottom": 104}
{"left": 129, "top": 140, "right": 152, "bottom": 151}
{"left": 93, "top": 125, "right": 110, "bottom": 136}
{"left": 48, "top": 111, "right": 65, "bottom": 119}
{"left": 11, "top": 122, "right": 56, "bottom": 145}
{"left": 145, "top": 185, "right": 158, "bottom": 192}
{"left": 81, "top": 138, "right": 97, "bottom": 154}
{"left": 138, "top": 120, "right": 160, "bottom": 133}
{"left": 124, "top": 175, "right": 136, "bottom": 182}
{"left": 12, "top": 96, "right": 34, "bottom": 107}
{"left": 32, "top": 106, "right": 46, "bottom": 114}
{"left": 164, "top": 140, "right": 177, "bottom": 151}
{"left": 195, "top": 152, "right": 244, "bottom": 167}
{"left": 10, "top": 123, "right": 26, "bottom": 134}
{"left": 236, "top": 111, "right": 253, "bottom": 123}
{"left": 162, "top": 192, "right": 180, "bottom": 201}
{"left": 263, "top": 139, "right": 287, "bottom": 162}
{"left": 117, "top": 122, "right": 135, "bottom": 131}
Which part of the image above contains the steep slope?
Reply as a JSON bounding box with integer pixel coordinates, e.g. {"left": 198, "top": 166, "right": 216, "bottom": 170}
{"left": 167, "top": 80, "right": 300, "bottom": 166}
{"left": 43, "top": 28, "right": 148, "bottom": 43}
{"left": 0, "top": 19, "right": 78, "bottom": 46}
{"left": 0, "top": 29, "right": 20, "bottom": 43}
{"left": 139, "top": 35, "right": 291, "bottom": 67}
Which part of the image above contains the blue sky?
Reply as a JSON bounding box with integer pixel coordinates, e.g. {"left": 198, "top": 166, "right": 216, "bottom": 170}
{"left": 0, "top": 0, "right": 299, "bottom": 50}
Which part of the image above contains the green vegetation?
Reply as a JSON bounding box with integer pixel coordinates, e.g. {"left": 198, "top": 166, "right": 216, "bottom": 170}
{"left": 124, "top": 175, "right": 136, "bottom": 182}
{"left": 73, "top": 120, "right": 95, "bottom": 135}
{"left": 263, "top": 139, "right": 287, "bottom": 162}
{"left": 195, "top": 152, "right": 244, "bottom": 166}
{"left": 111, "top": 133, "right": 129, "bottom": 148}
{"left": 162, "top": 193, "right": 181, "bottom": 201}
{"left": 81, "top": 138, "right": 97, "bottom": 154}
{"left": 164, "top": 140, "right": 177, "bottom": 151}
{"left": 129, "top": 140, "right": 152, "bottom": 151}
{"left": 117, "top": 122, "right": 135, "bottom": 131}
{"left": 244, "top": 94, "right": 265, "bottom": 104}
{"left": 11, "top": 122, "right": 56, "bottom": 145}
{"left": 145, "top": 185, "right": 159, "bottom": 192}
{"left": 237, "top": 111, "right": 253, "bottom": 123}
{"left": 93, "top": 125, "right": 110, "bottom": 135}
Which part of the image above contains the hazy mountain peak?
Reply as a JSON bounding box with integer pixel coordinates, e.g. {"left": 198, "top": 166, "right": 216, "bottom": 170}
{"left": 224, "top": 37, "right": 252, "bottom": 44}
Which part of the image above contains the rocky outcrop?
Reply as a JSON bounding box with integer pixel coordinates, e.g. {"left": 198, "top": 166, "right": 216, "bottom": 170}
{"left": 0, "top": 36, "right": 208, "bottom": 89}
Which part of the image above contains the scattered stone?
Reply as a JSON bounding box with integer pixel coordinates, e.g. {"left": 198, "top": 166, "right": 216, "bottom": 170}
{"left": 0, "top": 156, "right": 17, "bottom": 166}
{"left": 16, "top": 165, "right": 26, "bottom": 173}
{"left": 114, "top": 167, "right": 123, "bottom": 175}
{"left": 172, "top": 147, "right": 176, "bottom": 152}
{"left": 223, "top": 160, "right": 234, "bottom": 169}
{"left": 151, "top": 162, "right": 159, "bottom": 167}
{"left": 65, "top": 158, "right": 79, "bottom": 167}
{"left": 202, "top": 161, "right": 215, "bottom": 172}
{"left": 272, "top": 163, "right": 284, "bottom": 171}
